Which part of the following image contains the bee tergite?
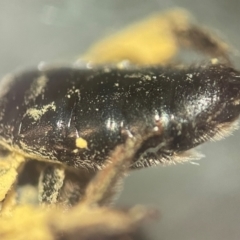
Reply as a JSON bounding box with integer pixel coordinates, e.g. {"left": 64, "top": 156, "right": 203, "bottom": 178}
{"left": 1, "top": 61, "right": 240, "bottom": 205}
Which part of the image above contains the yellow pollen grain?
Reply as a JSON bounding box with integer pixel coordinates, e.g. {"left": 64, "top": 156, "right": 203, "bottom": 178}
{"left": 72, "top": 149, "right": 79, "bottom": 153}
{"left": 75, "top": 138, "right": 88, "bottom": 149}
{"left": 211, "top": 58, "right": 219, "bottom": 64}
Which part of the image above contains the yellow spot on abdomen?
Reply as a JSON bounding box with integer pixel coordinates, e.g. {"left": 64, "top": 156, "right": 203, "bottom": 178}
{"left": 75, "top": 137, "right": 88, "bottom": 149}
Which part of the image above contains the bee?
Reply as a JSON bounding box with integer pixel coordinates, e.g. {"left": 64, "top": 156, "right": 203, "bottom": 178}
{"left": 0, "top": 8, "right": 238, "bottom": 240}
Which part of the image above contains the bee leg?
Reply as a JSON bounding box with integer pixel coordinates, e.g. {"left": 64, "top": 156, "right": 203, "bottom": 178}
{"left": 58, "top": 169, "right": 97, "bottom": 206}
{"left": 81, "top": 130, "right": 160, "bottom": 207}
{"left": 50, "top": 132, "right": 160, "bottom": 239}
{"left": 173, "top": 22, "right": 231, "bottom": 64}
{"left": 38, "top": 164, "right": 65, "bottom": 205}
{"left": 0, "top": 188, "right": 17, "bottom": 215}
{"left": 0, "top": 153, "right": 25, "bottom": 211}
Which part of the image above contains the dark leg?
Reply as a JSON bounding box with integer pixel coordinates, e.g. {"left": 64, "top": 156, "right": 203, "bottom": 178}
{"left": 173, "top": 23, "right": 231, "bottom": 64}
{"left": 51, "top": 131, "right": 160, "bottom": 239}
{"left": 58, "top": 168, "right": 97, "bottom": 206}
{"left": 38, "top": 165, "right": 65, "bottom": 205}
{"left": 82, "top": 130, "right": 161, "bottom": 207}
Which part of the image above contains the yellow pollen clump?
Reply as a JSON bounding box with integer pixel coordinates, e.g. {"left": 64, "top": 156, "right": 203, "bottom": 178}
{"left": 75, "top": 137, "right": 88, "bottom": 149}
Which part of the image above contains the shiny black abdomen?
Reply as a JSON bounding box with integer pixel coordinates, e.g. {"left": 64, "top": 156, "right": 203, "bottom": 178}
{"left": 0, "top": 64, "right": 240, "bottom": 168}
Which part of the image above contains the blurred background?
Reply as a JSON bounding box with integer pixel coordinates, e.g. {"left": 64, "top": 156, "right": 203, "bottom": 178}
{"left": 1, "top": 0, "right": 240, "bottom": 239}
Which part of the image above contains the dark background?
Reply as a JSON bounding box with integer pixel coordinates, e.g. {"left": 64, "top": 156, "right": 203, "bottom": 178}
{"left": 1, "top": 1, "right": 240, "bottom": 239}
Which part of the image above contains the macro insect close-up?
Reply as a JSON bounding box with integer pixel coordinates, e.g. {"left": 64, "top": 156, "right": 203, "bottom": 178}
{"left": 1, "top": 1, "right": 240, "bottom": 240}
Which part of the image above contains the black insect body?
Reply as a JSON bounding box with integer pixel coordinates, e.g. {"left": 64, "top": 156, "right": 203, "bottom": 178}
{"left": 0, "top": 63, "right": 240, "bottom": 204}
